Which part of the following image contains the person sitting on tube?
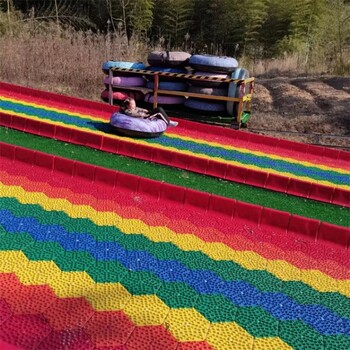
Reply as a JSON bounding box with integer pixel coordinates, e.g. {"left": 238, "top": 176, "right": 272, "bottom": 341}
{"left": 120, "top": 98, "right": 178, "bottom": 127}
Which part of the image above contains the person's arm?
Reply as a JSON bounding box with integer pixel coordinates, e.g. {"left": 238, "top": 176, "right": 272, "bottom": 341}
{"left": 135, "top": 107, "right": 150, "bottom": 118}
{"left": 124, "top": 108, "right": 149, "bottom": 118}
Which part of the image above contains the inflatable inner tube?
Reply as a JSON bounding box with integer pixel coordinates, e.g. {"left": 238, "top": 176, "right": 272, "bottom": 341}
{"left": 101, "top": 89, "right": 144, "bottom": 102}
{"left": 146, "top": 66, "right": 188, "bottom": 82}
{"left": 227, "top": 68, "right": 250, "bottom": 117}
{"left": 189, "top": 55, "right": 238, "bottom": 74}
{"left": 110, "top": 112, "right": 167, "bottom": 138}
{"left": 188, "top": 85, "right": 228, "bottom": 96}
{"left": 184, "top": 98, "right": 226, "bottom": 112}
{"left": 147, "top": 51, "right": 191, "bottom": 67}
{"left": 147, "top": 66, "right": 188, "bottom": 73}
{"left": 104, "top": 75, "right": 146, "bottom": 87}
{"left": 146, "top": 66, "right": 188, "bottom": 79}
{"left": 102, "top": 61, "right": 147, "bottom": 75}
{"left": 146, "top": 80, "right": 187, "bottom": 91}
{"left": 144, "top": 93, "right": 186, "bottom": 105}
{"left": 189, "top": 71, "right": 229, "bottom": 87}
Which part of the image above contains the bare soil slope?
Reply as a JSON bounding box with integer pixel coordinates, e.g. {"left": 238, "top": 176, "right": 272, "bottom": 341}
{"left": 250, "top": 76, "right": 350, "bottom": 148}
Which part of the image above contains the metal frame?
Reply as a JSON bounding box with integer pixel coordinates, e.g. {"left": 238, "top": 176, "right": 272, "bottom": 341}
{"left": 108, "top": 67, "right": 255, "bottom": 128}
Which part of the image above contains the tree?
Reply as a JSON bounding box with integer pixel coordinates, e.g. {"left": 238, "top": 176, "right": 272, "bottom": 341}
{"left": 259, "top": 0, "right": 294, "bottom": 57}
{"left": 9, "top": 0, "right": 98, "bottom": 30}
{"left": 190, "top": 0, "right": 233, "bottom": 54}
{"left": 107, "top": 0, "right": 154, "bottom": 39}
{"left": 321, "top": 0, "right": 350, "bottom": 73}
{"left": 160, "top": 0, "right": 193, "bottom": 48}
{"left": 230, "top": 0, "right": 268, "bottom": 58}
{"left": 128, "top": 0, "right": 154, "bottom": 38}
{"left": 288, "top": 0, "right": 327, "bottom": 63}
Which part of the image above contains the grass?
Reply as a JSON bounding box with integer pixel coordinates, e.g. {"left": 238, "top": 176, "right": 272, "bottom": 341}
{"left": 0, "top": 23, "right": 149, "bottom": 101}
{"left": 1, "top": 126, "right": 349, "bottom": 228}
{"left": 0, "top": 22, "right": 343, "bottom": 102}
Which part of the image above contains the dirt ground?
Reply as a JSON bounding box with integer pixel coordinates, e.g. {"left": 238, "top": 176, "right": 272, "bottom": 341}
{"left": 249, "top": 76, "right": 350, "bottom": 148}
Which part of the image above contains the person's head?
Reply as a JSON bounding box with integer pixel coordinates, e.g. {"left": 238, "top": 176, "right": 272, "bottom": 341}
{"left": 122, "top": 97, "right": 136, "bottom": 110}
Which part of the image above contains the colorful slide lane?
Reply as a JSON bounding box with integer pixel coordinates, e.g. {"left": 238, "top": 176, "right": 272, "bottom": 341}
{"left": 0, "top": 143, "right": 350, "bottom": 350}
{"left": 0, "top": 81, "right": 349, "bottom": 207}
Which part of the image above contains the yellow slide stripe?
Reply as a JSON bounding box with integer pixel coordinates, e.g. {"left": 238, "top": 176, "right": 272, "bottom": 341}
{"left": 165, "top": 132, "right": 350, "bottom": 175}
{"left": 1, "top": 183, "right": 348, "bottom": 297}
{"left": 0, "top": 95, "right": 104, "bottom": 122}
{"left": 0, "top": 251, "right": 292, "bottom": 349}
{"left": 1, "top": 108, "right": 348, "bottom": 191}
{"left": 2, "top": 94, "right": 349, "bottom": 175}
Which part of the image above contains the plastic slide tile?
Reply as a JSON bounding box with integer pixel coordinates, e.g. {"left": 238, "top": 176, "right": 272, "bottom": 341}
{"left": 225, "top": 165, "right": 248, "bottom": 184}
{"left": 187, "top": 157, "right": 209, "bottom": 175}
{"left": 101, "top": 137, "right": 120, "bottom": 154}
{"left": 308, "top": 183, "right": 335, "bottom": 204}
{"left": 260, "top": 207, "right": 291, "bottom": 232}
{"left": 138, "top": 177, "right": 162, "bottom": 199}
{"left": 151, "top": 148, "right": 173, "bottom": 166}
{"left": 184, "top": 188, "right": 210, "bottom": 210}
{"left": 24, "top": 119, "right": 40, "bottom": 134}
{"left": 94, "top": 167, "right": 118, "bottom": 188}
{"left": 170, "top": 152, "right": 193, "bottom": 171}
{"left": 74, "top": 162, "right": 96, "bottom": 182}
{"left": 132, "top": 143, "right": 155, "bottom": 162}
{"left": 287, "top": 178, "right": 312, "bottom": 198}
{"left": 54, "top": 125, "right": 73, "bottom": 142}
{"left": 33, "top": 152, "right": 54, "bottom": 171}
{"left": 0, "top": 112, "right": 13, "bottom": 127}
{"left": 117, "top": 141, "right": 136, "bottom": 158}
{"left": 11, "top": 115, "right": 27, "bottom": 131}
{"left": 15, "top": 146, "right": 35, "bottom": 165}
{"left": 39, "top": 122, "right": 56, "bottom": 138}
{"left": 265, "top": 173, "right": 290, "bottom": 193}
{"left": 317, "top": 222, "right": 350, "bottom": 248}
{"left": 332, "top": 188, "right": 350, "bottom": 207}
{"left": 0, "top": 142, "right": 15, "bottom": 160}
{"left": 235, "top": 201, "right": 262, "bottom": 224}
{"left": 54, "top": 156, "right": 76, "bottom": 176}
{"left": 288, "top": 215, "right": 320, "bottom": 241}
{"left": 84, "top": 133, "right": 103, "bottom": 150}
{"left": 160, "top": 183, "right": 186, "bottom": 203}
{"left": 245, "top": 170, "right": 269, "bottom": 188}
{"left": 206, "top": 161, "right": 228, "bottom": 178}
{"left": 208, "top": 194, "right": 236, "bottom": 218}
{"left": 116, "top": 172, "right": 140, "bottom": 192}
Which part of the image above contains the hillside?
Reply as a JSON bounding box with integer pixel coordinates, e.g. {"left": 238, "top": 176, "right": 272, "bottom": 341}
{"left": 249, "top": 76, "right": 350, "bottom": 148}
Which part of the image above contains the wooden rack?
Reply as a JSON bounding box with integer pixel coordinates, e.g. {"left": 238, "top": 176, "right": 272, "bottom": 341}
{"left": 108, "top": 67, "right": 255, "bottom": 128}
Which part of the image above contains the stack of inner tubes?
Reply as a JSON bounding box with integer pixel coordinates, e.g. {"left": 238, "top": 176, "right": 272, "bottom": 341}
{"left": 101, "top": 61, "right": 147, "bottom": 103}
{"left": 226, "top": 67, "right": 250, "bottom": 117}
{"left": 100, "top": 55, "right": 250, "bottom": 119}
{"left": 185, "top": 54, "right": 240, "bottom": 113}
{"left": 144, "top": 51, "right": 191, "bottom": 106}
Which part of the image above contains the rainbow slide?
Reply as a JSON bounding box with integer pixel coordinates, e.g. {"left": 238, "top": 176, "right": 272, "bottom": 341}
{"left": 0, "top": 82, "right": 349, "bottom": 206}
{"left": 0, "top": 82, "right": 349, "bottom": 350}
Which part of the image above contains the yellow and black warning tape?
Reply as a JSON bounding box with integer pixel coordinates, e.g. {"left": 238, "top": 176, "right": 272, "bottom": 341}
{"left": 109, "top": 67, "right": 255, "bottom": 84}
